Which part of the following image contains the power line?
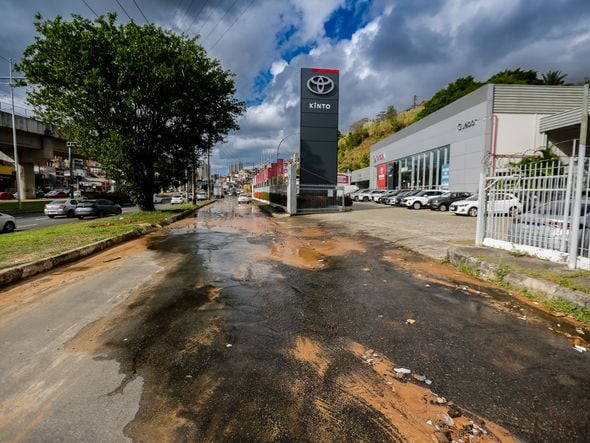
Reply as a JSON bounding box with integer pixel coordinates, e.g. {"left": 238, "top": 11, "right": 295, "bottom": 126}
{"left": 185, "top": 0, "right": 211, "bottom": 35}
{"left": 114, "top": 0, "right": 133, "bottom": 22}
{"left": 209, "top": 0, "right": 255, "bottom": 50}
{"left": 201, "top": 0, "right": 239, "bottom": 44}
{"left": 195, "top": 0, "right": 222, "bottom": 36}
{"left": 131, "top": 0, "right": 150, "bottom": 23}
{"left": 81, "top": 0, "right": 99, "bottom": 17}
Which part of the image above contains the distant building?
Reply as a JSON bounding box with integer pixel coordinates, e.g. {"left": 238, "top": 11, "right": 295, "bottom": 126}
{"left": 229, "top": 161, "right": 243, "bottom": 175}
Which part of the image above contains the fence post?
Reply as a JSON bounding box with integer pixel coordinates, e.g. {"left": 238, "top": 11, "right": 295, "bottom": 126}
{"left": 567, "top": 83, "right": 589, "bottom": 269}
{"left": 475, "top": 170, "right": 487, "bottom": 246}
{"left": 560, "top": 153, "right": 575, "bottom": 252}
{"left": 287, "top": 163, "right": 297, "bottom": 215}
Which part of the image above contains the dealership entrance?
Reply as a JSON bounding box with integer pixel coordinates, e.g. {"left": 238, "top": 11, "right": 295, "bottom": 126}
{"left": 376, "top": 145, "right": 450, "bottom": 190}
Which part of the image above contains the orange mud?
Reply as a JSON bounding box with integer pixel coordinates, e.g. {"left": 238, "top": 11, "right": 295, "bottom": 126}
{"left": 345, "top": 341, "right": 519, "bottom": 443}
{"left": 290, "top": 336, "right": 331, "bottom": 376}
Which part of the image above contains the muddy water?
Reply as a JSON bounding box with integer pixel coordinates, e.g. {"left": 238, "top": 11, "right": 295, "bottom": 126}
{"left": 71, "top": 199, "right": 589, "bottom": 441}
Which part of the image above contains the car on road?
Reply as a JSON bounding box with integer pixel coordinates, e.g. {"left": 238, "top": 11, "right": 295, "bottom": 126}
{"left": 44, "top": 199, "right": 79, "bottom": 218}
{"left": 170, "top": 195, "right": 185, "bottom": 204}
{"left": 0, "top": 212, "right": 16, "bottom": 233}
{"left": 153, "top": 194, "right": 163, "bottom": 204}
{"left": 403, "top": 190, "right": 445, "bottom": 209}
{"left": 196, "top": 192, "right": 207, "bottom": 201}
{"left": 0, "top": 191, "right": 15, "bottom": 200}
{"left": 237, "top": 193, "right": 252, "bottom": 204}
{"left": 508, "top": 200, "right": 590, "bottom": 252}
{"left": 75, "top": 199, "right": 122, "bottom": 219}
{"left": 429, "top": 192, "right": 473, "bottom": 212}
{"left": 450, "top": 193, "right": 522, "bottom": 217}
{"left": 44, "top": 190, "right": 67, "bottom": 198}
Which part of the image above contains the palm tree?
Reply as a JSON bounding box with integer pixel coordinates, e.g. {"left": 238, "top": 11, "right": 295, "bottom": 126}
{"left": 541, "top": 70, "right": 567, "bottom": 85}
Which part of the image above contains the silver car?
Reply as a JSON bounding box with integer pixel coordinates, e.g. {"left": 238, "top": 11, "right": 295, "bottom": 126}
{"left": 44, "top": 199, "right": 79, "bottom": 218}
{"left": 0, "top": 212, "right": 16, "bottom": 233}
{"left": 508, "top": 200, "right": 590, "bottom": 252}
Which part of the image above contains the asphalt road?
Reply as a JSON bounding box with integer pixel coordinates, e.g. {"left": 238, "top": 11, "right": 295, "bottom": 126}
{"left": 13, "top": 205, "right": 148, "bottom": 231}
{"left": 0, "top": 199, "right": 588, "bottom": 442}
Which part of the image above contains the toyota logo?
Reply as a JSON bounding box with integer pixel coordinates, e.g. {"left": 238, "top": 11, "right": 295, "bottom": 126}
{"left": 307, "top": 75, "right": 335, "bottom": 95}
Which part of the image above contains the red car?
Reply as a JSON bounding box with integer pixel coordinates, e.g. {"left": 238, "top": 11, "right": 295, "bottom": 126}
{"left": 44, "top": 190, "right": 67, "bottom": 198}
{"left": 0, "top": 192, "right": 15, "bottom": 200}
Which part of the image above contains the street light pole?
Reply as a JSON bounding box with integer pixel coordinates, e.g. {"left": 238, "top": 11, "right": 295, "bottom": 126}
{"left": 276, "top": 133, "right": 299, "bottom": 163}
{"left": 9, "top": 58, "right": 21, "bottom": 209}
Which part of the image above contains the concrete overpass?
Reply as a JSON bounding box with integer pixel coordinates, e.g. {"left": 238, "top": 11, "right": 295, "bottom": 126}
{"left": 0, "top": 110, "right": 69, "bottom": 198}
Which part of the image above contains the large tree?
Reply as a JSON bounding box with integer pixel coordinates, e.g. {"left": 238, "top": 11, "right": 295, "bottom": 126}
{"left": 18, "top": 13, "right": 244, "bottom": 210}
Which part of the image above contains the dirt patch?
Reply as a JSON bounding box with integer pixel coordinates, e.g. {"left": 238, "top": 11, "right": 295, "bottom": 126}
{"left": 290, "top": 336, "right": 330, "bottom": 376}
{"left": 344, "top": 341, "right": 518, "bottom": 443}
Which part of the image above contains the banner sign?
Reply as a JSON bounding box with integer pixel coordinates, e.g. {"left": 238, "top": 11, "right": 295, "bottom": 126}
{"left": 441, "top": 163, "right": 450, "bottom": 189}
{"left": 377, "top": 163, "right": 387, "bottom": 188}
{"left": 300, "top": 67, "right": 339, "bottom": 187}
{"left": 337, "top": 173, "right": 350, "bottom": 184}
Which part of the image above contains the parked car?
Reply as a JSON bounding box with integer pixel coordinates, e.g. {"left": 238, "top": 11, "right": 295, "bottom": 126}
{"left": 370, "top": 190, "right": 388, "bottom": 202}
{"left": 44, "top": 199, "right": 79, "bottom": 218}
{"left": 170, "top": 195, "right": 185, "bottom": 205}
{"left": 153, "top": 194, "right": 163, "bottom": 204}
{"left": 0, "top": 212, "right": 16, "bottom": 233}
{"left": 44, "top": 190, "right": 68, "bottom": 198}
{"left": 0, "top": 191, "right": 15, "bottom": 200}
{"left": 349, "top": 189, "right": 365, "bottom": 200}
{"left": 196, "top": 192, "right": 208, "bottom": 201}
{"left": 450, "top": 193, "right": 522, "bottom": 217}
{"left": 390, "top": 189, "right": 422, "bottom": 206}
{"left": 237, "top": 193, "right": 252, "bottom": 204}
{"left": 429, "top": 192, "right": 472, "bottom": 212}
{"left": 354, "top": 189, "right": 378, "bottom": 202}
{"left": 403, "top": 190, "right": 445, "bottom": 209}
{"left": 377, "top": 190, "right": 400, "bottom": 204}
{"left": 75, "top": 199, "right": 122, "bottom": 219}
{"left": 508, "top": 200, "right": 590, "bottom": 252}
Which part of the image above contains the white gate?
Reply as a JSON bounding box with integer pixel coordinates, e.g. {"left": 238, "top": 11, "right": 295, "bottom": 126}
{"left": 477, "top": 152, "right": 590, "bottom": 269}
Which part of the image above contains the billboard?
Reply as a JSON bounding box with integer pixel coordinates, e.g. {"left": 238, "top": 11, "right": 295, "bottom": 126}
{"left": 300, "top": 68, "right": 339, "bottom": 188}
{"left": 441, "top": 163, "right": 450, "bottom": 189}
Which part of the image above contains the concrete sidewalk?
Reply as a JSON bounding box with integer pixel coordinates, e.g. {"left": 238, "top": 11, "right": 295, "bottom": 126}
{"left": 305, "top": 202, "right": 590, "bottom": 309}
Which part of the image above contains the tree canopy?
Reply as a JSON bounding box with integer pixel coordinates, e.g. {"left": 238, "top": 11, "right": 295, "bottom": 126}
{"left": 18, "top": 13, "right": 244, "bottom": 210}
{"left": 417, "top": 76, "right": 483, "bottom": 120}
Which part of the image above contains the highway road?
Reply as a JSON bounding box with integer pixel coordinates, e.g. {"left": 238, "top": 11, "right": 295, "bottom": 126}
{"left": 14, "top": 205, "right": 142, "bottom": 231}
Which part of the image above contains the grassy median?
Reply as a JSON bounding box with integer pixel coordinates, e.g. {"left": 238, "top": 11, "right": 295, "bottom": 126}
{"left": 0, "top": 203, "right": 210, "bottom": 270}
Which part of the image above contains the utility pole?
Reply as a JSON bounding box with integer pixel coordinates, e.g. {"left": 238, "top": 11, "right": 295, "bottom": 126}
{"left": 67, "top": 142, "right": 75, "bottom": 198}
{"left": 207, "top": 148, "right": 211, "bottom": 200}
{"left": 0, "top": 57, "right": 23, "bottom": 209}
{"left": 413, "top": 95, "right": 418, "bottom": 108}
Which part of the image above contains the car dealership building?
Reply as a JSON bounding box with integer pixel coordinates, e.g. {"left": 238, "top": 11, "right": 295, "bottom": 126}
{"left": 368, "top": 84, "right": 586, "bottom": 192}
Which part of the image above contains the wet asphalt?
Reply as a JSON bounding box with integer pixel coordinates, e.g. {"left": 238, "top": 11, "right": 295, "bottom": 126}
{"left": 83, "top": 198, "right": 590, "bottom": 442}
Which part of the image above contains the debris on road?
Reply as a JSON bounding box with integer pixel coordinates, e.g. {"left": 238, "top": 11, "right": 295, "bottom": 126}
{"left": 573, "top": 345, "right": 587, "bottom": 352}
{"left": 226, "top": 344, "right": 233, "bottom": 348}
{"left": 362, "top": 267, "right": 371, "bottom": 272}
{"left": 406, "top": 318, "right": 416, "bottom": 325}
{"left": 517, "top": 315, "right": 528, "bottom": 321}
{"left": 412, "top": 373, "right": 426, "bottom": 382}
{"left": 394, "top": 367, "right": 411, "bottom": 374}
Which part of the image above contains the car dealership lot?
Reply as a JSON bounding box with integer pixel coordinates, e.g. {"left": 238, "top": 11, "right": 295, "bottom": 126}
{"left": 306, "top": 200, "right": 477, "bottom": 260}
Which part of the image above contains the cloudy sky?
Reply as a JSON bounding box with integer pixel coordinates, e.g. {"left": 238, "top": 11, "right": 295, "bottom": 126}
{"left": 1, "top": 0, "right": 589, "bottom": 173}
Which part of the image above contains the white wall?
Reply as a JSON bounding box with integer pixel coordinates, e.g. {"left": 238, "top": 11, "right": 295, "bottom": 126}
{"left": 493, "top": 113, "right": 550, "bottom": 155}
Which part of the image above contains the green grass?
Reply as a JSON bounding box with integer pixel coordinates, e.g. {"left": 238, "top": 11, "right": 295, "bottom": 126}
{"left": 0, "top": 202, "right": 211, "bottom": 270}
{"left": 0, "top": 200, "right": 50, "bottom": 214}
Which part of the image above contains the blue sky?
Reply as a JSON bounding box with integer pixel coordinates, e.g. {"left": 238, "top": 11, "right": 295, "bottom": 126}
{"left": 1, "top": 0, "right": 589, "bottom": 173}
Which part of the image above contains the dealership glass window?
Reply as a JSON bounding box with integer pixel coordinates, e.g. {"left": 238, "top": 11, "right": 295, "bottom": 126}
{"left": 392, "top": 145, "right": 449, "bottom": 190}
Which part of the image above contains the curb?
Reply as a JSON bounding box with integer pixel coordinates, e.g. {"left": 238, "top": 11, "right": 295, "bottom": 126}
{"left": 0, "top": 204, "right": 210, "bottom": 288}
{"left": 447, "top": 247, "right": 590, "bottom": 309}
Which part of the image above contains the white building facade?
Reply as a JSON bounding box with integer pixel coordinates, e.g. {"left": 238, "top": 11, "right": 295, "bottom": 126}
{"left": 369, "top": 84, "right": 585, "bottom": 192}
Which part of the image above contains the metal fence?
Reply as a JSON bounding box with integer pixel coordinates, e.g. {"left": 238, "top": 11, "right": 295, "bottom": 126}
{"left": 479, "top": 152, "right": 590, "bottom": 269}
{"left": 297, "top": 186, "right": 346, "bottom": 213}
{"left": 0, "top": 100, "right": 34, "bottom": 118}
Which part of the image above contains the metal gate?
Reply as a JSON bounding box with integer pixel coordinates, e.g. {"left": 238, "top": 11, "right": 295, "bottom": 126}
{"left": 477, "top": 152, "right": 590, "bottom": 269}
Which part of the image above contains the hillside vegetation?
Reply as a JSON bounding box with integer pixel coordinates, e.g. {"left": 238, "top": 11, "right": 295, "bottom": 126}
{"left": 338, "top": 68, "right": 572, "bottom": 172}
{"left": 338, "top": 105, "right": 422, "bottom": 172}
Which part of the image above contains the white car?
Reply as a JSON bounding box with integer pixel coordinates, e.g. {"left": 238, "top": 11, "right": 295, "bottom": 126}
{"left": 237, "top": 193, "right": 252, "bottom": 204}
{"left": 403, "top": 190, "right": 445, "bottom": 209}
{"left": 170, "top": 195, "right": 185, "bottom": 205}
{"left": 44, "top": 199, "right": 79, "bottom": 218}
{"left": 196, "top": 192, "right": 207, "bottom": 201}
{"left": 153, "top": 194, "right": 163, "bottom": 204}
{"left": 0, "top": 212, "right": 16, "bottom": 233}
{"left": 450, "top": 193, "right": 522, "bottom": 217}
